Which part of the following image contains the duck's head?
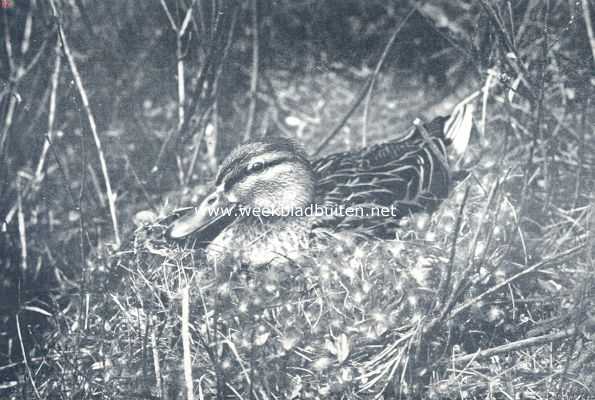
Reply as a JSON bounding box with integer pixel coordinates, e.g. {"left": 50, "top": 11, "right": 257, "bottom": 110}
{"left": 168, "top": 137, "right": 315, "bottom": 240}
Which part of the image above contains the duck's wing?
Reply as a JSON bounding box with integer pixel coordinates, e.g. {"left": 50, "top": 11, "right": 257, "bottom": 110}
{"left": 311, "top": 112, "right": 469, "bottom": 238}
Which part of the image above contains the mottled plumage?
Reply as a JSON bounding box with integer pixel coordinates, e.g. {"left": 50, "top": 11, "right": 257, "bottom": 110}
{"left": 168, "top": 105, "right": 473, "bottom": 266}
{"left": 311, "top": 116, "right": 452, "bottom": 237}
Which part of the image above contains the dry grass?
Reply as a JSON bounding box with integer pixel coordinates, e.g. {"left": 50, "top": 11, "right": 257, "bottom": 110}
{"left": 35, "top": 83, "right": 594, "bottom": 398}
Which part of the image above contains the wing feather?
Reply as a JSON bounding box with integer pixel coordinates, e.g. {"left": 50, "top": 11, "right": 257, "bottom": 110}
{"left": 312, "top": 117, "right": 460, "bottom": 237}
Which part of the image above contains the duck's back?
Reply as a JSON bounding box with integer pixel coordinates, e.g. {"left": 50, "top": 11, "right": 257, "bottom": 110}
{"left": 311, "top": 116, "right": 461, "bottom": 238}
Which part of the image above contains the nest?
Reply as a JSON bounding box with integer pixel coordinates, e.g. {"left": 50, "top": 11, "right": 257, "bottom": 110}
{"left": 54, "top": 173, "right": 593, "bottom": 399}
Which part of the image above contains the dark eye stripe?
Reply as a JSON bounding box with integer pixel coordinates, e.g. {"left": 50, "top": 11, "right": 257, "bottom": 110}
{"left": 248, "top": 161, "right": 265, "bottom": 172}
{"left": 223, "top": 158, "right": 289, "bottom": 192}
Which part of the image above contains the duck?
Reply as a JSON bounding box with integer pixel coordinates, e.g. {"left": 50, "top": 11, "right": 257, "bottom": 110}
{"left": 167, "top": 104, "right": 473, "bottom": 267}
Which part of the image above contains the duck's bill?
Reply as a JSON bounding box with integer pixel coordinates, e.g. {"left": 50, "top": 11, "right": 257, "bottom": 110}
{"left": 167, "top": 193, "right": 238, "bottom": 242}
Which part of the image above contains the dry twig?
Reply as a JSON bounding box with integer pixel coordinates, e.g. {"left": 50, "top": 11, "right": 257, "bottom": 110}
{"left": 244, "top": 0, "right": 260, "bottom": 142}
{"left": 582, "top": 0, "right": 595, "bottom": 65}
{"left": 449, "top": 325, "right": 589, "bottom": 366}
{"left": 49, "top": 0, "right": 121, "bottom": 246}
{"left": 15, "top": 313, "right": 41, "bottom": 399}
{"left": 314, "top": 7, "right": 416, "bottom": 156}
{"left": 451, "top": 243, "right": 587, "bottom": 319}
{"left": 182, "top": 286, "right": 194, "bottom": 400}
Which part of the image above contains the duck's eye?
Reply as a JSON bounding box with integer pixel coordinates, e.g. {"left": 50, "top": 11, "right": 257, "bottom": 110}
{"left": 248, "top": 161, "right": 265, "bottom": 173}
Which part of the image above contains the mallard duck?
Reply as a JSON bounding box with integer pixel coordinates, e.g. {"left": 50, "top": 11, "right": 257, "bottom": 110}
{"left": 168, "top": 105, "right": 473, "bottom": 266}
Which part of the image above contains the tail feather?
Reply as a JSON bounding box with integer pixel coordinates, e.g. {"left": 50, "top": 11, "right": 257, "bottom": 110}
{"left": 444, "top": 103, "right": 473, "bottom": 156}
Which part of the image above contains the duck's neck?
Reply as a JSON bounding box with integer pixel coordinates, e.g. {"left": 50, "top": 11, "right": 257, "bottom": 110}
{"left": 206, "top": 214, "right": 314, "bottom": 267}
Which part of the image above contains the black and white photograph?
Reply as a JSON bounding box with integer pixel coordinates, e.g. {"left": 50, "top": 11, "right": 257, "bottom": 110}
{"left": 1, "top": 0, "right": 594, "bottom": 398}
